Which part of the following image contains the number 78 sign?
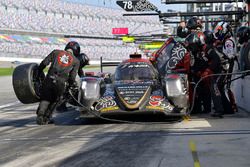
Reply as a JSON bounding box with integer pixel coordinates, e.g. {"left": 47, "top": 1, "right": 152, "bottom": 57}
{"left": 116, "top": 0, "right": 158, "bottom": 12}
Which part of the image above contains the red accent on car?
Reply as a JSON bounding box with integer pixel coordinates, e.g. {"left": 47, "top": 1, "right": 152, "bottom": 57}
{"left": 166, "top": 74, "right": 180, "bottom": 79}
{"left": 152, "top": 37, "right": 174, "bottom": 61}
{"left": 85, "top": 72, "right": 95, "bottom": 76}
{"left": 123, "top": 58, "right": 151, "bottom": 64}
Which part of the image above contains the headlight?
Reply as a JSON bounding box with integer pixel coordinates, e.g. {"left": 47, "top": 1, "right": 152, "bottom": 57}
{"left": 165, "top": 74, "right": 184, "bottom": 97}
{"left": 81, "top": 81, "right": 87, "bottom": 90}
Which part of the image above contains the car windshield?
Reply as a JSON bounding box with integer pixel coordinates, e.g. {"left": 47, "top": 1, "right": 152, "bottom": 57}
{"left": 115, "top": 62, "right": 157, "bottom": 81}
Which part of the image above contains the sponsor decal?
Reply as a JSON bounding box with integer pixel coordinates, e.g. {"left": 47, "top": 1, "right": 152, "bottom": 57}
{"left": 149, "top": 95, "right": 165, "bottom": 106}
{"left": 161, "top": 103, "right": 174, "bottom": 111}
{"left": 148, "top": 96, "right": 174, "bottom": 112}
{"left": 116, "top": 0, "right": 157, "bottom": 12}
{"left": 95, "top": 96, "right": 117, "bottom": 111}
{"left": 100, "top": 106, "right": 119, "bottom": 112}
{"left": 225, "top": 40, "right": 233, "bottom": 49}
{"left": 124, "top": 97, "right": 130, "bottom": 101}
{"left": 117, "top": 85, "right": 148, "bottom": 105}
{"left": 128, "top": 64, "right": 149, "bottom": 68}
{"left": 167, "top": 44, "right": 186, "bottom": 69}
{"left": 57, "top": 52, "right": 73, "bottom": 67}
{"left": 146, "top": 106, "right": 165, "bottom": 111}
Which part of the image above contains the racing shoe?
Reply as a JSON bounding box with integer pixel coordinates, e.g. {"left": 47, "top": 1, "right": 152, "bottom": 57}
{"left": 210, "top": 112, "right": 223, "bottom": 118}
{"left": 36, "top": 116, "right": 48, "bottom": 125}
{"left": 47, "top": 118, "right": 54, "bottom": 124}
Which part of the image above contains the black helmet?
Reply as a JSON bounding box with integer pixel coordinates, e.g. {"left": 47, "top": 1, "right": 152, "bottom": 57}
{"left": 237, "top": 26, "right": 250, "bottom": 44}
{"left": 214, "top": 21, "right": 232, "bottom": 41}
{"left": 79, "top": 53, "right": 90, "bottom": 66}
{"left": 203, "top": 30, "right": 215, "bottom": 45}
{"left": 186, "top": 17, "right": 202, "bottom": 30}
{"left": 185, "top": 32, "right": 205, "bottom": 53}
{"left": 65, "top": 41, "right": 80, "bottom": 57}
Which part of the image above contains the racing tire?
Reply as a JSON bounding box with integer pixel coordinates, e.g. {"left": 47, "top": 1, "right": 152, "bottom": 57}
{"left": 12, "top": 63, "right": 44, "bottom": 104}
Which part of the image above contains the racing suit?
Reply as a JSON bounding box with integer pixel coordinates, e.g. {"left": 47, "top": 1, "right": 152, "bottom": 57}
{"left": 77, "top": 53, "right": 89, "bottom": 78}
{"left": 36, "top": 49, "right": 80, "bottom": 125}
{"left": 201, "top": 45, "right": 224, "bottom": 117}
{"left": 215, "top": 37, "right": 238, "bottom": 114}
{"left": 56, "top": 53, "right": 89, "bottom": 111}
{"left": 189, "top": 50, "right": 212, "bottom": 114}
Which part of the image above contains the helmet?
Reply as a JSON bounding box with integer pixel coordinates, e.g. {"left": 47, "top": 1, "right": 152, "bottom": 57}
{"left": 237, "top": 26, "right": 250, "bottom": 44}
{"left": 65, "top": 41, "right": 80, "bottom": 57}
{"left": 203, "top": 30, "right": 215, "bottom": 45}
{"left": 186, "top": 17, "right": 202, "bottom": 30}
{"left": 79, "top": 53, "right": 90, "bottom": 65}
{"left": 214, "top": 21, "right": 232, "bottom": 41}
{"left": 184, "top": 32, "right": 205, "bottom": 53}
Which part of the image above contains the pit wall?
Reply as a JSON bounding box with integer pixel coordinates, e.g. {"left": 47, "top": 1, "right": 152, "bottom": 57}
{"left": 232, "top": 75, "right": 250, "bottom": 112}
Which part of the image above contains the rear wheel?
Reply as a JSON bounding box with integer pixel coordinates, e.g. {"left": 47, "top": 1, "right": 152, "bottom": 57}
{"left": 12, "top": 63, "right": 44, "bottom": 104}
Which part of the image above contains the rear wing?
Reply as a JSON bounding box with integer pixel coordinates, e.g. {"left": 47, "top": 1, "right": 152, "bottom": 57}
{"left": 100, "top": 57, "right": 120, "bottom": 72}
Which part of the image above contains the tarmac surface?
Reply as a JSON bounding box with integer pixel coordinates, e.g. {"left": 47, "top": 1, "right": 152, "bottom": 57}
{"left": 0, "top": 75, "right": 250, "bottom": 167}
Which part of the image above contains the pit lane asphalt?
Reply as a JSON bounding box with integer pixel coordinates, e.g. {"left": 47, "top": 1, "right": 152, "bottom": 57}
{"left": 1, "top": 75, "right": 250, "bottom": 167}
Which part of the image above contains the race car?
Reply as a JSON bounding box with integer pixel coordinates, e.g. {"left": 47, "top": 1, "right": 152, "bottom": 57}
{"left": 12, "top": 37, "right": 190, "bottom": 118}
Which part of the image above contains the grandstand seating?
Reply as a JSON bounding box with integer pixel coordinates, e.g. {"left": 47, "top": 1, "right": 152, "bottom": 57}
{"left": 0, "top": 0, "right": 163, "bottom": 61}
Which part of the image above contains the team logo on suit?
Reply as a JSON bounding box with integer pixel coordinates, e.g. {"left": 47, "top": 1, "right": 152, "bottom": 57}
{"left": 57, "top": 52, "right": 73, "bottom": 67}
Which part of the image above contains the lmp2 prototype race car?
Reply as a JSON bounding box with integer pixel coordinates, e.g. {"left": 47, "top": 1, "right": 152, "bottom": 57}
{"left": 12, "top": 37, "right": 190, "bottom": 118}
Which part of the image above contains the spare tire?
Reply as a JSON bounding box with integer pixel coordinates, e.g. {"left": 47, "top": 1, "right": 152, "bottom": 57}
{"left": 12, "top": 63, "right": 44, "bottom": 104}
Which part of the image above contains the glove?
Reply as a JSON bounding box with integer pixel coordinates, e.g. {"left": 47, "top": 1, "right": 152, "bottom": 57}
{"left": 68, "top": 82, "right": 78, "bottom": 96}
{"left": 196, "top": 71, "right": 202, "bottom": 77}
{"left": 201, "top": 68, "right": 213, "bottom": 85}
{"left": 69, "top": 81, "right": 78, "bottom": 89}
{"left": 201, "top": 68, "right": 213, "bottom": 78}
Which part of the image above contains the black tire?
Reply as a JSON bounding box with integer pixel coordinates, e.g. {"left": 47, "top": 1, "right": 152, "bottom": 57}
{"left": 12, "top": 63, "right": 44, "bottom": 104}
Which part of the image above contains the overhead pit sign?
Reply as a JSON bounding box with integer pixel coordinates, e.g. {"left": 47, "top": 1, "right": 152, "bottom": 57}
{"left": 116, "top": 0, "right": 158, "bottom": 12}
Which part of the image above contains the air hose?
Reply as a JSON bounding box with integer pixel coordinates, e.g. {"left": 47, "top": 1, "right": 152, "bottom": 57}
{"left": 188, "top": 70, "right": 250, "bottom": 115}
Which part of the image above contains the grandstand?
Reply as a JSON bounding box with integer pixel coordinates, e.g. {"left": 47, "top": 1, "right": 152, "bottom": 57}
{"left": 0, "top": 0, "right": 163, "bottom": 62}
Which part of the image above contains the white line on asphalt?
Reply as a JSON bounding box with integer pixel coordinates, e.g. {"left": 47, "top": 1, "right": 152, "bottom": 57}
{"left": 0, "top": 101, "right": 20, "bottom": 109}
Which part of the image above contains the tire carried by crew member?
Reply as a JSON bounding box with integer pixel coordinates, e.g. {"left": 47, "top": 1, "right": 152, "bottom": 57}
{"left": 12, "top": 63, "right": 45, "bottom": 104}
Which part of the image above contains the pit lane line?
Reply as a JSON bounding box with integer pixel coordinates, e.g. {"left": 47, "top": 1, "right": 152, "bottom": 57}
{"left": 189, "top": 140, "right": 201, "bottom": 167}
{"left": 0, "top": 101, "right": 20, "bottom": 109}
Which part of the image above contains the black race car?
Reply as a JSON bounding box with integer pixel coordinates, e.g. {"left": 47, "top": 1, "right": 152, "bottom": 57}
{"left": 79, "top": 53, "right": 189, "bottom": 117}
{"left": 12, "top": 37, "right": 190, "bottom": 118}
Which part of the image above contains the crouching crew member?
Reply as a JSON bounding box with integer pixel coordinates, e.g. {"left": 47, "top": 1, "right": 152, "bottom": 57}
{"left": 36, "top": 41, "right": 80, "bottom": 125}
